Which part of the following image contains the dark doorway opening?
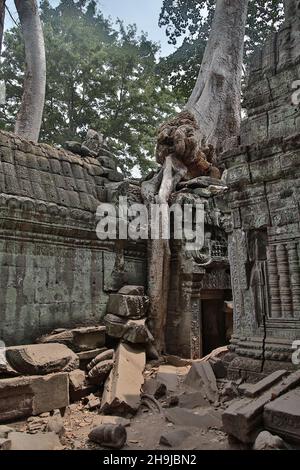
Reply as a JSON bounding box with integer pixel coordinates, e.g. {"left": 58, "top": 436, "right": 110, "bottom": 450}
{"left": 201, "top": 299, "right": 228, "bottom": 356}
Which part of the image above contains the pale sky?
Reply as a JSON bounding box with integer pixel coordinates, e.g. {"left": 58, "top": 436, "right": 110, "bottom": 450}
{"left": 4, "top": 0, "right": 176, "bottom": 57}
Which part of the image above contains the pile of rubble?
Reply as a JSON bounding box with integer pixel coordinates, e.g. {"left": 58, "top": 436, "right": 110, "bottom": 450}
{"left": 1, "top": 290, "right": 300, "bottom": 450}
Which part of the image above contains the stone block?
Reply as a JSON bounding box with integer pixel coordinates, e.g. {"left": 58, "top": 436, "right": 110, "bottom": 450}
{"left": 253, "top": 430, "right": 287, "bottom": 450}
{"left": 184, "top": 362, "right": 218, "bottom": 403}
{"left": 9, "top": 431, "right": 62, "bottom": 450}
{"left": 264, "top": 388, "right": 300, "bottom": 443}
{"left": 107, "top": 294, "right": 149, "bottom": 319}
{"left": 118, "top": 285, "right": 145, "bottom": 296}
{"left": 38, "top": 326, "right": 106, "bottom": 352}
{"left": 101, "top": 343, "right": 145, "bottom": 415}
{"left": 6, "top": 343, "right": 79, "bottom": 375}
{"left": 222, "top": 370, "right": 300, "bottom": 443}
{"left": 142, "top": 378, "right": 167, "bottom": 399}
{"left": 239, "top": 370, "right": 287, "bottom": 398}
{"left": 0, "top": 373, "right": 69, "bottom": 422}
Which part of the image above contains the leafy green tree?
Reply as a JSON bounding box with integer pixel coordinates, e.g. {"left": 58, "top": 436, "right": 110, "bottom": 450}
{"left": 0, "top": 0, "right": 177, "bottom": 175}
{"left": 159, "top": 0, "right": 284, "bottom": 99}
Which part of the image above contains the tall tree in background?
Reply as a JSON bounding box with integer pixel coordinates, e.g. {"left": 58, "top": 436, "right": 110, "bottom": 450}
{"left": 0, "top": 1, "right": 5, "bottom": 55}
{"left": 144, "top": 0, "right": 251, "bottom": 353}
{"left": 159, "top": 0, "right": 284, "bottom": 100}
{"left": 0, "top": 0, "right": 177, "bottom": 174}
{"left": 14, "top": 0, "right": 46, "bottom": 142}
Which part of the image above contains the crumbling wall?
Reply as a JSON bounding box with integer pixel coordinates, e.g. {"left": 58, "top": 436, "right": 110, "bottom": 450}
{"left": 0, "top": 131, "right": 146, "bottom": 345}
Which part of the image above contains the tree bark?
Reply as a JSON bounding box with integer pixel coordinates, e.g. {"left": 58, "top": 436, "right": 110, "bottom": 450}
{"left": 0, "top": 1, "right": 5, "bottom": 55}
{"left": 186, "top": 0, "right": 249, "bottom": 153}
{"left": 143, "top": 1, "right": 250, "bottom": 355}
{"left": 14, "top": 0, "right": 46, "bottom": 142}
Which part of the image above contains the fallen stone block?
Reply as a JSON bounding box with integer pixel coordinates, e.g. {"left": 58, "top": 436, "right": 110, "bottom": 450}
{"left": 6, "top": 343, "right": 79, "bottom": 375}
{"left": 38, "top": 326, "right": 106, "bottom": 352}
{"left": 105, "top": 314, "right": 127, "bottom": 339}
{"left": 264, "top": 387, "right": 300, "bottom": 444}
{"left": 253, "top": 431, "right": 287, "bottom": 450}
{"left": 222, "top": 370, "right": 300, "bottom": 443}
{"left": 88, "top": 359, "right": 114, "bottom": 383}
{"left": 87, "top": 349, "right": 114, "bottom": 371}
{"left": 184, "top": 362, "right": 218, "bottom": 403}
{"left": 142, "top": 378, "right": 167, "bottom": 399}
{"left": 0, "top": 438, "right": 11, "bottom": 450}
{"left": 9, "top": 431, "right": 63, "bottom": 450}
{"left": 88, "top": 424, "right": 127, "bottom": 449}
{"left": 101, "top": 343, "right": 145, "bottom": 415}
{"left": 107, "top": 294, "right": 149, "bottom": 319}
{"left": 165, "top": 407, "right": 222, "bottom": 430}
{"left": 159, "top": 429, "right": 191, "bottom": 448}
{"left": 0, "top": 425, "right": 14, "bottom": 438}
{"left": 118, "top": 285, "right": 145, "bottom": 296}
{"left": 239, "top": 370, "right": 287, "bottom": 398}
{"left": 156, "top": 364, "right": 190, "bottom": 393}
{"left": 77, "top": 348, "right": 107, "bottom": 363}
{"left": 83, "top": 393, "right": 101, "bottom": 411}
{"left": 69, "top": 369, "right": 96, "bottom": 402}
{"left": 123, "top": 319, "right": 153, "bottom": 344}
{"left": 209, "top": 357, "right": 227, "bottom": 379}
{"left": 0, "top": 373, "right": 69, "bottom": 423}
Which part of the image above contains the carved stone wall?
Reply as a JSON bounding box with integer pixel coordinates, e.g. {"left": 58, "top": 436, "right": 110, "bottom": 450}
{"left": 0, "top": 131, "right": 146, "bottom": 345}
{"left": 222, "top": 9, "right": 300, "bottom": 379}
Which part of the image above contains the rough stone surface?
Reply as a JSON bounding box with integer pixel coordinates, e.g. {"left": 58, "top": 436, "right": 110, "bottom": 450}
{"left": 142, "top": 378, "right": 167, "bottom": 399}
{"left": 38, "top": 327, "right": 106, "bottom": 352}
{"left": 165, "top": 407, "right": 222, "bottom": 430}
{"left": 107, "top": 294, "right": 149, "bottom": 319}
{"left": 101, "top": 343, "right": 145, "bottom": 415}
{"left": 0, "top": 373, "right": 69, "bottom": 422}
{"left": 9, "top": 431, "right": 62, "bottom": 450}
{"left": 264, "top": 387, "right": 300, "bottom": 443}
{"left": 184, "top": 362, "right": 218, "bottom": 403}
{"left": 253, "top": 430, "right": 287, "bottom": 450}
{"left": 0, "top": 130, "right": 146, "bottom": 346}
{"left": 222, "top": 370, "right": 300, "bottom": 443}
{"left": 239, "top": 370, "right": 287, "bottom": 398}
{"left": 159, "top": 429, "right": 191, "bottom": 447}
{"left": 46, "top": 416, "right": 65, "bottom": 438}
{"left": 6, "top": 343, "right": 79, "bottom": 375}
{"left": 118, "top": 285, "right": 145, "bottom": 296}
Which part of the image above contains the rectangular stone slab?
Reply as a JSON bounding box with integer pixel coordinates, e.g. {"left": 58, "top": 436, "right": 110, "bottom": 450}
{"left": 222, "top": 370, "right": 300, "bottom": 443}
{"left": 101, "top": 343, "right": 145, "bottom": 415}
{"left": 0, "top": 373, "right": 69, "bottom": 422}
{"left": 239, "top": 370, "right": 287, "bottom": 398}
{"left": 264, "top": 387, "right": 300, "bottom": 443}
{"left": 184, "top": 362, "right": 218, "bottom": 403}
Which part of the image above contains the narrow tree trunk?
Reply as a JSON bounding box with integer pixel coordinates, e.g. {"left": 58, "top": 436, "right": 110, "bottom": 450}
{"left": 186, "top": 0, "right": 249, "bottom": 152}
{"left": 14, "top": 0, "right": 46, "bottom": 142}
{"left": 0, "top": 1, "right": 5, "bottom": 55}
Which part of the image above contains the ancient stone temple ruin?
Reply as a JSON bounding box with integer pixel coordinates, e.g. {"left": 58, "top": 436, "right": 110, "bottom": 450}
{"left": 222, "top": 2, "right": 300, "bottom": 379}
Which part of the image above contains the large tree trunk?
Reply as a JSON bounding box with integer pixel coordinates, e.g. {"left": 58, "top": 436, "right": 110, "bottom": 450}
{"left": 186, "top": 0, "right": 249, "bottom": 152}
{"left": 14, "top": 0, "right": 46, "bottom": 142}
{"left": 0, "top": 1, "right": 5, "bottom": 55}
{"left": 283, "top": 0, "right": 298, "bottom": 18}
{"left": 143, "top": 0, "right": 249, "bottom": 355}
